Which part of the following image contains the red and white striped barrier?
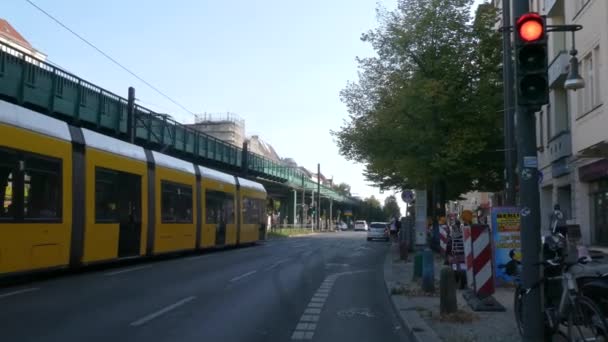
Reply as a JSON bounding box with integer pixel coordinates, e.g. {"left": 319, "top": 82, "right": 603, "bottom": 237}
{"left": 439, "top": 224, "right": 449, "bottom": 254}
{"left": 463, "top": 225, "right": 474, "bottom": 288}
{"left": 472, "top": 224, "right": 494, "bottom": 297}
{"left": 464, "top": 224, "right": 495, "bottom": 297}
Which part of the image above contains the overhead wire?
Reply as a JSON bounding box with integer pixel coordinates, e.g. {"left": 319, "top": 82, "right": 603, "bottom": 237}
{"left": 24, "top": 0, "right": 196, "bottom": 117}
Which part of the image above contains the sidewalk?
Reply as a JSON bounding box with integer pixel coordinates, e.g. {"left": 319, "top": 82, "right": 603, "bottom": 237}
{"left": 384, "top": 243, "right": 520, "bottom": 342}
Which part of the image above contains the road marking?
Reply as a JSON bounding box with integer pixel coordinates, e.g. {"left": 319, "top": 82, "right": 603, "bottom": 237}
{"left": 229, "top": 270, "right": 257, "bottom": 282}
{"left": 105, "top": 265, "right": 151, "bottom": 276}
{"left": 291, "top": 269, "right": 373, "bottom": 340}
{"left": 292, "top": 243, "right": 310, "bottom": 248}
{"left": 264, "top": 258, "right": 290, "bottom": 271}
{"left": 130, "top": 296, "right": 196, "bottom": 327}
{"left": 0, "top": 288, "right": 40, "bottom": 299}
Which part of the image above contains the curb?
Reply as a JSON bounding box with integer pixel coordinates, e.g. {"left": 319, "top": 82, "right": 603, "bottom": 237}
{"left": 383, "top": 244, "right": 442, "bottom": 342}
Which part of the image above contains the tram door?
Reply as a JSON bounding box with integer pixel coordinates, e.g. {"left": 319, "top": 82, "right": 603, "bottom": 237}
{"left": 117, "top": 173, "right": 142, "bottom": 257}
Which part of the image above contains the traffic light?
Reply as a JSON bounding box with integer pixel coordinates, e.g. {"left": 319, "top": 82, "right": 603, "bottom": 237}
{"left": 515, "top": 13, "right": 548, "bottom": 107}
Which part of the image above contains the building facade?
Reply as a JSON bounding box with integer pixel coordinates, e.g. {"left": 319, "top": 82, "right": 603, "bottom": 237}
{"left": 0, "top": 18, "right": 46, "bottom": 61}
{"left": 531, "top": 0, "right": 607, "bottom": 246}
{"left": 188, "top": 113, "right": 245, "bottom": 147}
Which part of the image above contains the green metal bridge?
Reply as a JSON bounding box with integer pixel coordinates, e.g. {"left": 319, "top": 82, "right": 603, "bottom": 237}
{"left": 0, "top": 41, "right": 354, "bottom": 203}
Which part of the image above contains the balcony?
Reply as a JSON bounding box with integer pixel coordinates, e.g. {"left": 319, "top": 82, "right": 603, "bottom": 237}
{"left": 548, "top": 51, "right": 569, "bottom": 89}
{"left": 543, "top": 0, "right": 564, "bottom": 17}
{"left": 548, "top": 131, "right": 572, "bottom": 163}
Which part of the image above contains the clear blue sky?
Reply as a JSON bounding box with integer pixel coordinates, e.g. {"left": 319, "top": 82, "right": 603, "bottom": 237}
{"left": 4, "top": 0, "right": 485, "bottom": 213}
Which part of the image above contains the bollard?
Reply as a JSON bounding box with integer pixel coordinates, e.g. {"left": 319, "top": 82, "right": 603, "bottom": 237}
{"left": 440, "top": 266, "right": 457, "bottom": 314}
{"left": 413, "top": 254, "right": 423, "bottom": 280}
{"left": 422, "top": 248, "right": 435, "bottom": 293}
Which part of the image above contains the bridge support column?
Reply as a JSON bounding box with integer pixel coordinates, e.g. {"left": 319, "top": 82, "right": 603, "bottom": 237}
{"left": 287, "top": 190, "right": 297, "bottom": 227}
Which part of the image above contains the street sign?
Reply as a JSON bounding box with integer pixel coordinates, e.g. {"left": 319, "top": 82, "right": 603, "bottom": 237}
{"left": 344, "top": 210, "right": 352, "bottom": 216}
{"left": 401, "top": 190, "right": 415, "bottom": 204}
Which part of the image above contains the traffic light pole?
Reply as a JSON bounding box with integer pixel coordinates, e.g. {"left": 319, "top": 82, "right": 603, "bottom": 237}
{"left": 502, "top": 0, "right": 516, "bottom": 205}
{"left": 512, "top": 1, "right": 544, "bottom": 341}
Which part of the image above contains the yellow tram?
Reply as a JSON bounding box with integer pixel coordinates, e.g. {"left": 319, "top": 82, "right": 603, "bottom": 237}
{"left": 0, "top": 99, "right": 267, "bottom": 276}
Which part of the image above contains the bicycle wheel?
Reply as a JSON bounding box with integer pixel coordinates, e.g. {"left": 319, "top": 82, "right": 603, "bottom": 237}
{"left": 567, "top": 295, "right": 608, "bottom": 341}
{"left": 514, "top": 285, "right": 525, "bottom": 336}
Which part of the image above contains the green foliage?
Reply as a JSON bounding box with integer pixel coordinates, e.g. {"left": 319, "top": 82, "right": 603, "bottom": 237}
{"left": 383, "top": 195, "right": 402, "bottom": 219}
{"left": 333, "top": 0, "right": 503, "bottom": 200}
{"left": 354, "top": 195, "right": 385, "bottom": 222}
{"left": 333, "top": 182, "right": 352, "bottom": 197}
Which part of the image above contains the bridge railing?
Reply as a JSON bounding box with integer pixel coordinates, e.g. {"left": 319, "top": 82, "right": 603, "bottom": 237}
{"left": 0, "top": 41, "right": 354, "bottom": 202}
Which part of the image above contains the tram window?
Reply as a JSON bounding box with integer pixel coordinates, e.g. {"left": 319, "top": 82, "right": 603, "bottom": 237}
{"left": 205, "top": 190, "right": 234, "bottom": 224}
{"left": 95, "top": 168, "right": 118, "bottom": 222}
{"left": 0, "top": 149, "right": 16, "bottom": 219}
{"left": 23, "top": 155, "right": 61, "bottom": 219}
{"left": 161, "top": 181, "right": 193, "bottom": 223}
{"left": 243, "top": 197, "right": 265, "bottom": 224}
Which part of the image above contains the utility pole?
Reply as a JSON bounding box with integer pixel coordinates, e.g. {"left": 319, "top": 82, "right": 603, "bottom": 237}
{"left": 512, "top": 1, "right": 544, "bottom": 340}
{"left": 329, "top": 198, "right": 333, "bottom": 231}
{"left": 502, "top": 0, "right": 516, "bottom": 205}
{"left": 301, "top": 174, "right": 305, "bottom": 228}
{"left": 317, "top": 163, "right": 321, "bottom": 231}
{"left": 126, "top": 87, "right": 135, "bottom": 143}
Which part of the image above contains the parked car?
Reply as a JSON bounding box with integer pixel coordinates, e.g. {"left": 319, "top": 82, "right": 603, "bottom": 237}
{"left": 338, "top": 221, "right": 348, "bottom": 230}
{"left": 354, "top": 220, "right": 369, "bottom": 231}
{"left": 367, "top": 222, "right": 389, "bottom": 241}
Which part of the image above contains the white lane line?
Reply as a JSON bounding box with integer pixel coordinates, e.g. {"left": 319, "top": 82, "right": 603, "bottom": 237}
{"left": 229, "top": 270, "right": 257, "bottom": 282}
{"left": 105, "top": 265, "right": 152, "bottom": 276}
{"left": 291, "top": 269, "right": 373, "bottom": 340}
{"left": 130, "top": 296, "right": 196, "bottom": 327}
{"left": 292, "top": 243, "right": 310, "bottom": 248}
{"left": 264, "top": 258, "right": 290, "bottom": 271}
{"left": 0, "top": 287, "right": 40, "bottom": 299}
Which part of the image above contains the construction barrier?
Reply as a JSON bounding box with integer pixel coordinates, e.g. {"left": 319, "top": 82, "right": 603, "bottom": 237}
{"left": 463, "top": 225, "right": 474, "bottom": 288}
{"left": 463, "top": 224, "right": 495, "bottom": 298}
{"left": 439, "top": 224, "right": 449, "bottom": 255}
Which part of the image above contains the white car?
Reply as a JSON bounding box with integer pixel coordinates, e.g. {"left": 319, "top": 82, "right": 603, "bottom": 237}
{"left": 338, "top": 221, "right": 348, "bottom": 230}
{"left": 354, "top": 220, "right": 368, "bottom": 231}
{"left": 367, "top": 222, "right": 389, "bottom": 241}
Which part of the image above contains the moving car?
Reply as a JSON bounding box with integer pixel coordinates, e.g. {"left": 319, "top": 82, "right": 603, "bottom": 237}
{"left": 354, "top": 220, "right": 369, "bottom": 231}
{"left": 367, "top": 222, "right": 389, "bottom": 241}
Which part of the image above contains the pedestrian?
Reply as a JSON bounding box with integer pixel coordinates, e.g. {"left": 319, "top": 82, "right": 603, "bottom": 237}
{"left": 390, "top": 217, "right": 397, "bottom": 242}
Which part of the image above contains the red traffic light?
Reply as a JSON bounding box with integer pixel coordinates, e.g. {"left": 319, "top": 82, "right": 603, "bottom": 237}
{"left": 517, "top": 13, "right": 545, "bottom": 42}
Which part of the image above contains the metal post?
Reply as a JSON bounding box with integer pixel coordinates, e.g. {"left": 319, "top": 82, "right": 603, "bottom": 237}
{"left": 329, "top": 198, "right": 333, "bottom": 231}
{"left": 317, "top": 163, "right": 321, "bottom": 231}
{"left": 292, "top": 190, "right": 297, "bottom": 226}
{"left": 513, "top": 1, "right": 544, "bottom": 341}
{"left": 126, "top": 87, "right": 135, "bottom": 143}
{"left": 502, "top": 0, "right": 516, "bottom": 205}
{"left": 301, "top": 174, "right": 305, "bottom": 228}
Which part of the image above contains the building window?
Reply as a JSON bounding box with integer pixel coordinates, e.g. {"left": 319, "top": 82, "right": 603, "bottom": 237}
{"left": 161, "top": 181, "right": 193, "bottom": 223}
{"left": 578, "top": 45, "right": 602, "bottom": 117}
{"left": 243, "top": 197, "right": 265, "bottom": 224}
{"left": 205, "top": 190, "right": 234, "bottom": 224}
{"left": 0, "top": 147, "right": 62, "bottom": 221}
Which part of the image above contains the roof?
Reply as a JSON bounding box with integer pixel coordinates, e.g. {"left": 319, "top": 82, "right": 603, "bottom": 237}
{"left": 237, "top": 177, "right": 266, "bottom": 193}
{"left": 0, "top": 99, "right": 70, "bottom": 142}
{"left": 0, "top": 19, "right": 32, "bottom": 49}
{"left": 152, "top": 151, "right": 195, "bottom": 175}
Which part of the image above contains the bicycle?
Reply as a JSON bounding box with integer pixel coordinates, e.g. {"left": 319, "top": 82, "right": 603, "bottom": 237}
{"left": 513, "top": 254, "right": 608, "bottom": 341}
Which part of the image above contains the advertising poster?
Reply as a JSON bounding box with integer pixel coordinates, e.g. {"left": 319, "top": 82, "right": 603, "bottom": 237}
{"left": 491, "top": 207, "right": 521, "bottom": 286}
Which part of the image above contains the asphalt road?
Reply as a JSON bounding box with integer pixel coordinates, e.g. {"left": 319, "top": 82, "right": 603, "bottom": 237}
{"left": 0, "top": 231, "right": 409, "bottom": 342}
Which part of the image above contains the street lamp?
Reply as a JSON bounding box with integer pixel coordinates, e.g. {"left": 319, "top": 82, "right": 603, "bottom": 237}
{"left": 564, "top": 31, "right": 585, "bottom": 91}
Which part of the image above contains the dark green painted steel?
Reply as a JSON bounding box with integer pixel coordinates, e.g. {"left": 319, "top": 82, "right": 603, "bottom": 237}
{"left": 0, "top": 42, "right": 353, "bottom": 203}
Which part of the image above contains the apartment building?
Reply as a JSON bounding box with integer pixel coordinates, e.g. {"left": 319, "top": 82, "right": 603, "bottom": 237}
{"left": 531, "top": 0, "right": 607, "bottom": 246}
{"left": 491, "top": 0, "right": 607, "bottom": 246}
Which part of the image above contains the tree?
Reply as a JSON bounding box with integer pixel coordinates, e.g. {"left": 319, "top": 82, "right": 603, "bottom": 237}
{"left": 354, "top": 195, "right": 385, "bottom": 222}
{"left": 332, "top": 0, "right": 503, "bottom": 202}
{"left": 333, "top": 182, "right": 352, "bottom": 197}
{"left": 383, "top": 195, "right": 401, "bottom": 219}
